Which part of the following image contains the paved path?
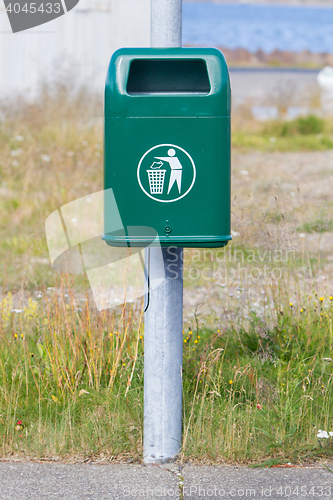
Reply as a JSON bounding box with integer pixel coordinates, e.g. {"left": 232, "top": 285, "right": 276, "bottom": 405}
{"left": 0, "top": 461, "right": 332, "bottom": 499}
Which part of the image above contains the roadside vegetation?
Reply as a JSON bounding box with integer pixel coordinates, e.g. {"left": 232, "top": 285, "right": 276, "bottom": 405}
{"left": 1, "top": 280, "right": 333, "bottom": 464}
{"left": 1, "top": 87, "right": 333, "bottom": 464}
{"left": 232, "top": 114, "right": 333, "bottom": 152}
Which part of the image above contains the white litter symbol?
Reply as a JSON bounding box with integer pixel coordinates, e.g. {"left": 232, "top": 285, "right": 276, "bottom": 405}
{"left": 138, "top": 143, "right": 196, "bottom": 203}
{"left": 147, "top": 148, "right": 183, "bottom": 195}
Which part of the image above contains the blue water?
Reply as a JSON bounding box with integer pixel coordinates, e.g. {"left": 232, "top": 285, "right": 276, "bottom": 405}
{"left": 183, "top": 2, "right": 333, "bottom": 53}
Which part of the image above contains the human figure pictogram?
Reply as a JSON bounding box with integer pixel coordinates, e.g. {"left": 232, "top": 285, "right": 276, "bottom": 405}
{"left": 154, "top": 148, "right": 183, "bottom": 195}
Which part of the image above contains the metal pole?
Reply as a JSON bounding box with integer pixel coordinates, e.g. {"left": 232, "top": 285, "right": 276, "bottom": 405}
{"left": 143, "top": 0, "right": 183, "bottom": 464}
{"left": 150, "top": 0, "right": 182, "bottom": 48}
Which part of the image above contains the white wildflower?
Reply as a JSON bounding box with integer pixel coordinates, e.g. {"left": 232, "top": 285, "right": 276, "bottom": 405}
{"left": 317, "top": 430, "right": 329, "bottom": 438}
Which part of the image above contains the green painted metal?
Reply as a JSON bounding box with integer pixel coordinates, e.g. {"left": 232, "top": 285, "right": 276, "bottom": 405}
{"left": 103, "top": 47, "right": 231, "bottom": 248}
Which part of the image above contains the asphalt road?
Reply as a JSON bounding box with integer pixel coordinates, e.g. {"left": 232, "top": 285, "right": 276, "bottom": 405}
{"left": 0, "top": 461, "right": 332, "bottom": 499}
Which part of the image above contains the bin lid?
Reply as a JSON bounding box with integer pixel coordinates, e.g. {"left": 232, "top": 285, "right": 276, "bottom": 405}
{"left": 105, "top": 47, "right": 231, "bottom": 118}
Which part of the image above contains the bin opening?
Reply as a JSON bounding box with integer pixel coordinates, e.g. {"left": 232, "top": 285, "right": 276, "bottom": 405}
{"left": 127, "top": 59, "right": 211, "bottom": 95}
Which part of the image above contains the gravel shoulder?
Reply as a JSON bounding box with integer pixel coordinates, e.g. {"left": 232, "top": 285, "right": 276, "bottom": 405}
{"left": 182, "top": 149, "right": 333, "bottom": 322}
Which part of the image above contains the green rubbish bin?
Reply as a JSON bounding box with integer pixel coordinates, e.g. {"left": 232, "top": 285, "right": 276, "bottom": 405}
{"left": 103, "top": 47, "right": 231, "bottom": 248}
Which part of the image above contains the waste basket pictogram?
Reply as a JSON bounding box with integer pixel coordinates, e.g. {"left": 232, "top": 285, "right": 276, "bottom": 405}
{"left": 147, "top": 169, "right": 166, "bottom": 194}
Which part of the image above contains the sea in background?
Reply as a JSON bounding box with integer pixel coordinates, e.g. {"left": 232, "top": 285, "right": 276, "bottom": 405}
{"left": 183, "top": 2, "right": 333, "bottom": 53}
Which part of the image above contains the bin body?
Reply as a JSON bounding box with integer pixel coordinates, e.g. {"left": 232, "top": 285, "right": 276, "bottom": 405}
{"left": 103, "top": 48, "right": 231, "bottom": 248}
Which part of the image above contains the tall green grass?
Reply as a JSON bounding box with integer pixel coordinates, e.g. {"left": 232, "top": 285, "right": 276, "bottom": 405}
{"left": 0, "top": 276, "right": 145, "bottom": 460}
{"left": 1, "top": 276, "right": 333, "bottom": 463}
{"left": 182, "top": 293, "right": 333, "bottom": 463}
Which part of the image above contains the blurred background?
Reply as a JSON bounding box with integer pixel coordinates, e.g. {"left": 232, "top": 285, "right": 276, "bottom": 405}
{"left": 1, "top": 0, "right": 333, "bottom": 112}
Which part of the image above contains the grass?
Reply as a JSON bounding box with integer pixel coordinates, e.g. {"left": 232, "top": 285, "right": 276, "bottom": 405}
{"left": 0, "top": 84, "right": 103, "bottom": 289}
{"left": 297, "top": 217, "right": 333, "bottom": 234}
{"left": 183, "top": 296, "right": 333, "bottom": 463}
{"left": 0, "top": 277, "right": 145, "bottom": 461}
{"left": 2, "top": 279, "right": 333, "bottom": 463}
{"left": 1, "top": 86, "right": 333, "bottom": 463}
{"left": 232, "top": 115, "right": 333, "bottom": 152}
{"left": 232, "top": 131, "right": 333, "bottom": 152}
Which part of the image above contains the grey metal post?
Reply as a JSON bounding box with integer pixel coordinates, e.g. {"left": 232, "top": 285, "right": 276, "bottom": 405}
{"left": 150, "top": 0, "right": 182, "bottom": 47}
{"left": 143, "top": 0, "right": 183, "bottom": 464}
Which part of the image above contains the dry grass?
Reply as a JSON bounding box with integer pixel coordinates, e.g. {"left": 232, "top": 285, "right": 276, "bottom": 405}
{"left": 0, "top": 85, "right": 103, "bottom": 289}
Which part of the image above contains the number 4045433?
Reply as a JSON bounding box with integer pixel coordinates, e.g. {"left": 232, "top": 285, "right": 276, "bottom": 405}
{"left": 5, "top": 3, "right": 61, "bottom": 13}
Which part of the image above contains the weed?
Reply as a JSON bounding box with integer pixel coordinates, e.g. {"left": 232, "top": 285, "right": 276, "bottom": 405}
{"left": 297, "top": 218, "right": 333, "bottom": 234}
{"left": 279, "top": 115, "right": 325, "bottom": 137}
